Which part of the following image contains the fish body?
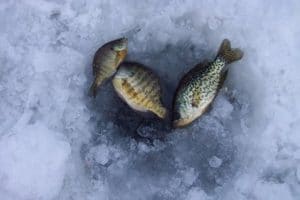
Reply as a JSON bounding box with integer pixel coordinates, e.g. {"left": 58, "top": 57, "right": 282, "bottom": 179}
{"left": 173, "top": 39, "right": 243, "bottom": 128}
{"left": 90, "top": 38, "right": 128, "bottom": 97}
{"left": 112, "top": 62, "right": 167, "bottom": 119}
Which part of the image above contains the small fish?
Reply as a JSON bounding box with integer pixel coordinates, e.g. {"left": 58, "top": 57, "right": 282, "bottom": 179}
{"left": 173, "top": 39, "right": 243, "bottom": 128}
{"left": 89, "top": 38, "right": 128, "bottom": 97}
{"left": 112, "top": 62, "right": 167, "bottom": 119}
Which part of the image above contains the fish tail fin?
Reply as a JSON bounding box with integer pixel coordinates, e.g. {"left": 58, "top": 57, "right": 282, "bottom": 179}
{"left": 153, "top": 106, "right": 168, "bottom": 119}
{"left": 217, "top": 39, "right": 243, "bottom": 64}
{"left": 88, "top": 78, "right": 102, "bottom": 98}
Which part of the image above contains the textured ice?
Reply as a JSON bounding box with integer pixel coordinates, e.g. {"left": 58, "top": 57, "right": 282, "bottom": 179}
{"left": 0, "top": 0, "right": 300, "bottom": 200}
{"left": 0, "top": 123, "right": 70, "bottom": 200}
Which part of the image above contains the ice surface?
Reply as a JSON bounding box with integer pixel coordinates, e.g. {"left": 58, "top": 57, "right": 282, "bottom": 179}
{"left": 0, "top": 123, "right": 70, "bottom": 200}
{"left": 0, "top": 0, "right": 300, "bottom": 199}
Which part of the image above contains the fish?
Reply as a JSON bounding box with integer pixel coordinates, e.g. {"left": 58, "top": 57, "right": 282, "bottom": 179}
{"left": 112, "top": 62, "right": 167, "bottom": 119}
{"left": 173, "top": 39, "right": 243, "bottom": 128}
{"left": 89, "top": 37, "right": 128, "bottom": 97}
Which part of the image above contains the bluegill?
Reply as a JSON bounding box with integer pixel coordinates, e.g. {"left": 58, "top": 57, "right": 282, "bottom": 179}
{"left": 173, "top": 39, "right": 243, "bottom": 128}
{"left": 89, "top": 38, "right": 128, "bottom": 97}
{"left": 112, "top": 62, "right": 167, "bottom": 119}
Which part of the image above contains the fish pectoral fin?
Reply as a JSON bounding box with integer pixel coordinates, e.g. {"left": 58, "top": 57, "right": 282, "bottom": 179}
{"left": 115, "top": 50, "right": 127, "bottom": 65}
{"left": 181, "top": 60, "right": 211, "bottom": 85}
{"left": 191, "top": 92, "right": 201, "bottom": 107}
{"left": 193, "top": 60, "right": 211, "bottom": 73}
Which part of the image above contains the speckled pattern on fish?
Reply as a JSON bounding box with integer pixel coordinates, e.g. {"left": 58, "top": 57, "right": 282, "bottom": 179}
{"left": 173, "top": 39, "right": 243, "bottom": 128}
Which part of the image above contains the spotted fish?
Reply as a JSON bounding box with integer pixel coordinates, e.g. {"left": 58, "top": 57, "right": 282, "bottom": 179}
{"left": 173, "top": 39, "right": 243, "bottom": 128}
{"left": 89, "top": 38, "right": 128, "bottom": 97}
{"left": 112, "top": 62, "right": 167, "bottom": 119}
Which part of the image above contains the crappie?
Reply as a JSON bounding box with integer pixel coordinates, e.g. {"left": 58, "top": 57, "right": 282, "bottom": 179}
{"left": 173, "top": 39, "right": 243, "bottom": 128}
{"left": 89, "top": 38, "right": 128, "bottom": 97}
{"left": 112, "top": 62, "right": 167, "bottom": 119}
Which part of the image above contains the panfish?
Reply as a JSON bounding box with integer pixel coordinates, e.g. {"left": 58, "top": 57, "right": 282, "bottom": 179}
{"left": 173, "top": 39, "right": 243, "bottom": 128}
{"left": 112, "top": 62, "right": 167, "bottom": 119}
{"left": 89, "top": 38, "right": 128, "bottom": 97}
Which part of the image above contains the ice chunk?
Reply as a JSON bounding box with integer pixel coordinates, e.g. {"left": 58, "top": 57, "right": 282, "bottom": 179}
{"left": 297, "top": 165, "right": 300, "bottom": 183}
{"left": 211, "top": 94, "right": 234, "bottom": 120}
{"left": 182, "top": 168, "right": 198, "bottom": 186}
{"left": 253, "top": 182, "right": 293, "bottom": 200}
{"left": 92, "top": 145, "right": 110, "bottom": 165}
{"left": 186, "top": 187, "right": 210, "bottom": 200}
{"left": 293, "top": 149, "right": 300, "bottom": 160}
{"left": 208, "top": 156, "right": 223, "bottom": 168}
{"left": 0, "top": 123, "right": 70, "bottom": 200}
{"left": 208, "top": 16, "right": 222, "bottom": 30}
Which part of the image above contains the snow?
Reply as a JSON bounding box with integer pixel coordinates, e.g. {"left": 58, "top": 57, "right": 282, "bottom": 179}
{"left": 0, "top": 0, "right": 300, "bottom": 200}
{"left": 0, "top": 123, "right": 70, "bottom": 200}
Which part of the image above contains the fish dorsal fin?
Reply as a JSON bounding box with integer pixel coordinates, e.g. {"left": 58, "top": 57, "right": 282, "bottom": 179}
{"left": 191, "top": 60, "right": 210, "bottom": 74}
{"left": 180, "top": 60, "right": 210, "bottom": 86}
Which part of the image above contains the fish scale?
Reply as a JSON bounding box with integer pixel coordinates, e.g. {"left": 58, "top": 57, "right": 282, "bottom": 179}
{"left": 112, "top": 62, "right": 167, "bottom": 119}
{"left": 173, "top": 39, "right": 243, "bottom": 128}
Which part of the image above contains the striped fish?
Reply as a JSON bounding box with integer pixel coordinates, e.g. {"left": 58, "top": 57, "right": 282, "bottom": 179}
{"left": 173, "top": 39, "right": 243, "bottom": 128}
{"left": 112, "top": 62, "right": 167, "bottom": 119}
{"left": 89, "top": 38, "right": 128, "bottom": 97}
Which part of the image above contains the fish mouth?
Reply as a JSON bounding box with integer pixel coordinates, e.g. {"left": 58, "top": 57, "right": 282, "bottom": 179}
{"left": 112, "top": 37, "right": 128, "bottom": 51}
{"left": 120, "top": 37, "right": 128, "bottom": 43}
{"left": 173, "top": 118, "right": 194, "bottom": 128}
{"left": 118, "top": 37, "right": 128, "bottom": 46}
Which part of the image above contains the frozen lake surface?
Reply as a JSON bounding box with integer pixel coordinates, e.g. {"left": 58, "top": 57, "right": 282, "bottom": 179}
{"left": 0, "top": 0, "right": 300, "bottom": 199}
